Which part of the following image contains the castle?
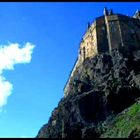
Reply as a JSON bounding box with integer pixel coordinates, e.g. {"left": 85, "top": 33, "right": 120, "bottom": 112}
{"left": 64, "top": 8, "right": 140, "bottom": 97}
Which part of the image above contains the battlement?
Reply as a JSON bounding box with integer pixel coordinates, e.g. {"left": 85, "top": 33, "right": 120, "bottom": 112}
{"left": 64, "top": 8, "right": 140, "bottom": 97}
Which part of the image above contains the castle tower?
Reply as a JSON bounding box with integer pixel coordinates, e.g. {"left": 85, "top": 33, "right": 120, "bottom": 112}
{"left": 64, "top": 9, "right": 140, "bottom": 97}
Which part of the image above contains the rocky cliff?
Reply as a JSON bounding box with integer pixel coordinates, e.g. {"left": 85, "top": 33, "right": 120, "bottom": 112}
{"left": 36, "top": 45, "right": 140, "bottom": 138}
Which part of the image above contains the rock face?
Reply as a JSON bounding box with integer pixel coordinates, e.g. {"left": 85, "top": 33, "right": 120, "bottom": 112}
{"left": 37, "top": 45, "right": 140, "bottom": 138}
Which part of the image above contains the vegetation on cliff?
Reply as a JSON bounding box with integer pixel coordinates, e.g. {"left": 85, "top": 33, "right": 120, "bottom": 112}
{"left": 101, "top": 99, "right": 140, "bottom": 138}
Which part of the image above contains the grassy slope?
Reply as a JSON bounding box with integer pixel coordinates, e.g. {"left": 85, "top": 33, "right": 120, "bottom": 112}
{"left": 101, "top": 99, "right": 140, "bottom": 138}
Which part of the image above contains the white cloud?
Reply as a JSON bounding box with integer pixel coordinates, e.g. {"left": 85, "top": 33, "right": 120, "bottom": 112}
{"left": 0, "top": 42, "right": 35, "bottom": 109}
{"left": 0, "top": 76, "right": 13, "bottom": 107}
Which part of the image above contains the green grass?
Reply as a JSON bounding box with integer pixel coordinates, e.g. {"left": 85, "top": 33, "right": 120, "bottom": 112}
{"left": 101, "top": 101, "right": 140, "bottom": 138}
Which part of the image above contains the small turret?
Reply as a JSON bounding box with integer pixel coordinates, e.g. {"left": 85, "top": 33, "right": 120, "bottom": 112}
{"left": 104, "top": 7, "right": 108, "bottom": 16}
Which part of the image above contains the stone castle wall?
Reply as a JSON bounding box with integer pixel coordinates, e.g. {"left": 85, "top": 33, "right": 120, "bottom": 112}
{"left": 64, "top": 10, "right": 140, "bottom": 97}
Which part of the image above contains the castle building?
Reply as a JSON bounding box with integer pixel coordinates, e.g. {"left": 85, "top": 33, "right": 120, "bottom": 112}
{"left": 64, "top": 8, "right": 140, "bottom": 97}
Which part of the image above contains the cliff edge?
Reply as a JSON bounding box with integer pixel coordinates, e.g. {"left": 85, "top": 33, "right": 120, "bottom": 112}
{"left": 37, "top": 45, "right": 140, "bottom": 138}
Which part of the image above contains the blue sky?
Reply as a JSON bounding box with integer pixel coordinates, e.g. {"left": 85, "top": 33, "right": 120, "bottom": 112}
{"left": 0, "top": 2, "right": 139, "bottom": 138}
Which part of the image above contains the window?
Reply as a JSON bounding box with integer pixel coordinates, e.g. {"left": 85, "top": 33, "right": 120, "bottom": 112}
{"left": 83, "top": 47, "right": 86, "bottom": 60}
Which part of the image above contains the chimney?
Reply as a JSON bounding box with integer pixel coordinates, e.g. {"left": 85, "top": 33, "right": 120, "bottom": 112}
{"left": 104, "top": 7, "right": 108, "bottom": 16}
{"left": 109, "top": 9, "right": 113, "bottom": 15}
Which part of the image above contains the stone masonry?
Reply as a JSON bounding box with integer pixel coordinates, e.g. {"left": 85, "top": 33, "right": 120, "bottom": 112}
{"left": 64, "top": 8, "right": 140, "bottom": 97}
